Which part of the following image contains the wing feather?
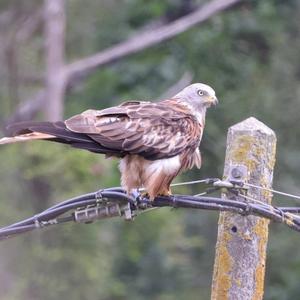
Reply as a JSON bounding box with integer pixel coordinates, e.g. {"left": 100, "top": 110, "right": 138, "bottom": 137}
{"left": 65, "top": 99, "right": 203, "bottom": 160}
{"left": 2, "top": 99, "right": 204, "bottom": 163}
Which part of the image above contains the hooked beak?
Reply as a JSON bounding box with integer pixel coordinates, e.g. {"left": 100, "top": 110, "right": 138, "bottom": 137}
{"left": 206, "top": 95, "right": 218, "bottom": 107}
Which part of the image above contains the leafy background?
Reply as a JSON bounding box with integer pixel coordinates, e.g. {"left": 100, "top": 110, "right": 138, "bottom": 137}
{"left": 0, "top": 0, "right": 300, "bottom": 299}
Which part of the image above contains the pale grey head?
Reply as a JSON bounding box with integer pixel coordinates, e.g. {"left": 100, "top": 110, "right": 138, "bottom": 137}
{"left": 173, "top": 83, "right": 218, "bottom": 112}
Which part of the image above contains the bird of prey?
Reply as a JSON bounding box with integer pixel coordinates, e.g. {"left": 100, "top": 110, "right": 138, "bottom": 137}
{"left": 0, "top": 83, "right": 218, "bottom": 200}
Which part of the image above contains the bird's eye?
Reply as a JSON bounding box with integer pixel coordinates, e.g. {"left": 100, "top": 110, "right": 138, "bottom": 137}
{"left": 197, "top": 90, "right": 204, "bottom": 96}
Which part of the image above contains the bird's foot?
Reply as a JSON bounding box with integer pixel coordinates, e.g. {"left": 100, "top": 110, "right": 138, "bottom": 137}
{"left": 157, "top": 188, "right": 172, "bottom": 197}
{"left": 138, "top": 189, "right": 172, "bottom": 202}
{"left": 140, "top": 191, "right": 150, "bottom": 199}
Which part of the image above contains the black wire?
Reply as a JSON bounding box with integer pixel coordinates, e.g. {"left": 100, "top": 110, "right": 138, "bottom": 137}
{"left": 152, "top": 195, "right": 300, "bottom": 231}
{"left": 0, "top": 225, "right": 36, "bottom": 241}
{"left": 280, "top": 207, "right": 300, "bottom": 213}
{"left": 3, "top": 198, "right": 95, "bottom": 230}
{"left": 4, "top": 190, "right": 132, "bottom": 231}
{"left": 44, "top": 192, "right": 96, "bottom": 212}
{"left": 3, "top": 188, "right": 300, "bottom": 240}
{"left": 3, "top": 192, "right": 98, "bottom": 230}
{"left": 44, "top": 188, "right": 128, "bottom": 212}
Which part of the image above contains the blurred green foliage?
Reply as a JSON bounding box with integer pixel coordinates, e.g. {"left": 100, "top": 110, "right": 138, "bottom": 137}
{"left": 1, "top": 0, "right": 300, "bottom": 299}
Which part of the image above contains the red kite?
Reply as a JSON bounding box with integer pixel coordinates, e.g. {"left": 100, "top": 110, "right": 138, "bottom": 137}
{"left": 0, "top": 83, "right": 218, "bottom": 199}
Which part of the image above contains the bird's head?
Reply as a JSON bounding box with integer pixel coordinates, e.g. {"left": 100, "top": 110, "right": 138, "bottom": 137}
{"left": 173, "top": 83, "right": 218, "bottom": 111}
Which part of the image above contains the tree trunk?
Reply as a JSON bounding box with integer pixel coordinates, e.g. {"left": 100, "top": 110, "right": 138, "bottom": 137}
{"left": 44, "top": 0, "right": 66, "bottom": 121}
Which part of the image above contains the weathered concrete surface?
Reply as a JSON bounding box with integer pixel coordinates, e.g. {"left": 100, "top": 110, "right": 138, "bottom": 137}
{"left": 211, "top": 117, "right": 277, "bottom": 300}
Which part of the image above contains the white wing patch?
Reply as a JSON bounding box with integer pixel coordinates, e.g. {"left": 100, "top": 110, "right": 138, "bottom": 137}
{"left": 98, "top": 117, "right": 119, "bottom": 125}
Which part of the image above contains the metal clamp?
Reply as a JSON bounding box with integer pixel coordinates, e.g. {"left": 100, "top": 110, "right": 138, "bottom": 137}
{"left": 74, "top": 202, "right": 134, "bottom": 223}
{"left": 210, "top": 166, "right": 248, "bottom": 193}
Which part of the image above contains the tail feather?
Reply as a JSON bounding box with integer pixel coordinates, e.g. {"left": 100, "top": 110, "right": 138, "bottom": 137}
{"left": 0, "top": 132, "right": 54, "bottom": 145}
{"left": 6, "top": 121, "right": 59, "bottom": 136}
{"left": 2, "top": 121, "right": 93, "bottom": 145}
{"left": 0, "top": 121, "right": 123, "bottom": 157}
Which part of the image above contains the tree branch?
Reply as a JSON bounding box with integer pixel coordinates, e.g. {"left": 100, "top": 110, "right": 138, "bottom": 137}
{"left": 6, "top": 0, "right": 240, "bottom": 124}
{"left": 65, "top": 0, "right": 241, "bottom": 84}
{"left": 4, "top": 90, "right": 45, "bottom": 127}
{"left": 158, "top": 71, "right": 193, "bottom": 100}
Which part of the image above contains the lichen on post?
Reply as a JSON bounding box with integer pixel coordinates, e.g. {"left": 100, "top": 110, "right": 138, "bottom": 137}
{"left": 211, "top": 117, "right": 277, "bottom": 300}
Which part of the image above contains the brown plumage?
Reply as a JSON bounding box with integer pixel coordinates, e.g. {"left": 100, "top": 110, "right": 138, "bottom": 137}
{"left": 0, "top": 83, "right": 218, "bottom": 199}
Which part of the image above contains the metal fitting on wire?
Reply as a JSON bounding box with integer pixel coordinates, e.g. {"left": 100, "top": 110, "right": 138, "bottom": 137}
{"left": 74, "top": 203, "right": 133, "bottom": 223}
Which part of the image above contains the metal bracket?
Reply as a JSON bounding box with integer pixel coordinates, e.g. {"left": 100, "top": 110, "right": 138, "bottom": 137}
{"left": 212, "top": 165, "right": 248, "bottom": 191}
{"left": 123, "top": 203, "right": 133, "bottom": 221}
{"left": 228, "top": 165, "right": 248, "bottom": 185}
{"left": 95, "top": 189, "right": 109, "bottom": 205}
{"left": 227, "top": 165, "right": 248, "bottom": 196}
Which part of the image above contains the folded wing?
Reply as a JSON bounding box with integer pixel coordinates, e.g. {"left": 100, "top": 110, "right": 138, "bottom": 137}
{"left": 1, "top": 100, "right": 203, "bottom": 160}
{"left": 65, "top": 100, "right": 203, "bottom": 160}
